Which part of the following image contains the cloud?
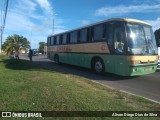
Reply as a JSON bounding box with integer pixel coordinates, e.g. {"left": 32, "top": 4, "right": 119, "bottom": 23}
{"left": 81, "top": 20, "right": 90, "bottom": 25}
{"left": 95, "top": 4, "right": 160, "bottom": 17}
{"left": 34, "top": 0, "right": 52, "bottom": 13}
{"left": 132, "top": 0, "right": 160, "bottom": 4}
{"left": 5, "top": 12, "right": 34, "bottom": 32}
{"left": 3, "top": 0, "right": 66, "bottom": 48}
{"left": 12, "top": 0, "right": 43, "bottom": 19}
{"left": 15, "top": 0, "right": 37, "bottom": 13}
{"left": 146, "top": 18, "right": 160, "bottom": 31}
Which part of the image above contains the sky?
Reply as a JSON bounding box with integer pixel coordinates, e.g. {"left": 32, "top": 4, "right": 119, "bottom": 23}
{"left": 0, "top": 0, "right": 160, "bottom": 49}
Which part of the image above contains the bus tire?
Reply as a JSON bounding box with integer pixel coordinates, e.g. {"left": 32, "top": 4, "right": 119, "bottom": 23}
{"left": 54, "top": 55, "right": 59, "bottom": 64}
{"left": 93, "top": 58, "right": 105, "bottom": 74}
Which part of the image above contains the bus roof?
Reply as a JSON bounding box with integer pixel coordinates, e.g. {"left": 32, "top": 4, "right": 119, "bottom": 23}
{"left": 48, "top": 18, "right": 151, "bottom": 37}
{"left": 122, "top": 18, "right": 151, "bottom": 26}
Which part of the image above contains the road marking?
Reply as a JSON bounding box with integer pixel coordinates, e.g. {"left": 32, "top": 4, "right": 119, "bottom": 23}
{"left": 91, "top": 80, "right": 160, "bottom": 104}
{"left": 120, "top": 90, "right": 160, "bottom": 104}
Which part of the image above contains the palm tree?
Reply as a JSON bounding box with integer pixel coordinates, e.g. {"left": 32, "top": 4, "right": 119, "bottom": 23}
{"left": 2, "top": 34, "right": 30, "bottom": 55}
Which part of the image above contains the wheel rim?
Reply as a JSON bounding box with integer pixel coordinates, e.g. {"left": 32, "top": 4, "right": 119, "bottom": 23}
{"left": 95, "top": 61, "right": 103, "bottom": 73}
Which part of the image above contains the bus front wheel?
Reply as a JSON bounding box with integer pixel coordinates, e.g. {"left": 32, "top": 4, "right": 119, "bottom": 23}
{"left": 93, "top": 58, "right": 105, "bottom": 74}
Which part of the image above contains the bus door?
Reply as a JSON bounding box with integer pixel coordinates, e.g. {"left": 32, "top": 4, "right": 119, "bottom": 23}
{"left": 106, "top": 22, "right": 115, "bottom": 73}
{"left": 113, "top": 22, "right": 126, "bottom": 75}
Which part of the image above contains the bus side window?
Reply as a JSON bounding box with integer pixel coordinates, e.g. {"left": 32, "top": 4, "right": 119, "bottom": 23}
{"left": 54, "top": 36, "right": 56, "bottom": 45}
{"left": 59, "top": 35, "right": 62, "bottom": 45}
{"left": 47, "top": 37, "right": 50, "bottom": 46}
{"left": 88, "top": 27, "right": 93, "bottom": 42}
{"left": 62, "top": 34, "right": 67, "bottom": 44}
{"left": 80, "top": 28, "right": 88, "bottom": 43}
{"left": 93, "top": 24, "right": 104, "bottom": 41}
{"left": 71, "top": 31, "right": 78, "bottom": 43}
{"left": 51, "top": 36, "right": 54, "bottom": 45}
{"left": 77, "top": 30, "right": 80, "bottom": 43}
{"left": 49, "top": 37, "right": 51, "bottom": 46}
{"left": 56, "top": 36, "right": 60, "bottom": 45}
{"left": 67, "top": 33, "right": 70, "bottom": 44}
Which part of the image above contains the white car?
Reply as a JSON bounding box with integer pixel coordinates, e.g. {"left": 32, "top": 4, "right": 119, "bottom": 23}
{"left": 158, "top": 59, "right": 160, "bottom": 69}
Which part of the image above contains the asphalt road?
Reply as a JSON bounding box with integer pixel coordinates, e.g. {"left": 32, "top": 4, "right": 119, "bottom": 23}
{"left": 20, "top": 54, "right": 160, "bottom": 103}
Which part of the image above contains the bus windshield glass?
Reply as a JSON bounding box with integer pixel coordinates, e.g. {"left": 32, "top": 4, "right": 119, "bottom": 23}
{"left": 127, "top": 23, "right": 157, "bottom": 55}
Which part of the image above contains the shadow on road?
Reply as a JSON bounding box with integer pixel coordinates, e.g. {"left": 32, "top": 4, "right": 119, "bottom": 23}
{"left": 29, "top": 59, "right": 140, "bottom": 81}
{"left": 1, "top": 59, "right": 46, "bottom": 71}
{"left": 1, "top": 55, "right": 140, "bottom": 81}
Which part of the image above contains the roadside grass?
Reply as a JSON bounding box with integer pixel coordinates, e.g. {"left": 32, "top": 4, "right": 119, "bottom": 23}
{"left": 0, "top": 55, "right": 160, "bottom": 120}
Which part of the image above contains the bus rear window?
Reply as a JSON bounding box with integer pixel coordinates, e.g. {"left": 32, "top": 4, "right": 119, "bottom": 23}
{"left": 47, "top": 37, "right": 51, "bottom": 46}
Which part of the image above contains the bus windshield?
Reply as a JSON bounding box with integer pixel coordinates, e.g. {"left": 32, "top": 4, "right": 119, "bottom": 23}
{"left": 127, "top": 23, "right": 157, "bottom": 55}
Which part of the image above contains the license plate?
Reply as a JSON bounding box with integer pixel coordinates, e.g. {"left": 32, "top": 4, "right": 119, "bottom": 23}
{"left": 144, "top": 67, "right": 150, "bottom": 71}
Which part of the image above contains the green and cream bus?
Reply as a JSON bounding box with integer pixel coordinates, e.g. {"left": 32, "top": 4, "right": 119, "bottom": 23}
{"left": 47, "top": 18, "right": 158, "bottom": 76}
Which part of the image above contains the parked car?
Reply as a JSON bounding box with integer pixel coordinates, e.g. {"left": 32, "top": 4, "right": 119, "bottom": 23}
{"left": 158, "top": 47, "right": 160, "bottom": 69}
{"left": 158, "top": 58, "right": 160, "bottom": 69}
{"left": 31, "top": 49, "right": 39, "bottom": 56}
{"left": 32, "top": 51, "right": 38, "bottom": 56}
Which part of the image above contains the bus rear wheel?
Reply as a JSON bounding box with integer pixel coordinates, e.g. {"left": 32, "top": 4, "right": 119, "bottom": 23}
{"left": 93, "top": 58, "right": 105, "bottom": 74}
{"left": 54, "top": 55, "right": 59, "bottom": 64}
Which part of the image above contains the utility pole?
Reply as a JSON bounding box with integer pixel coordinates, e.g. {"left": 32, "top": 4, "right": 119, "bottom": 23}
{"left": 53, "top": 12, "right": 57, "bottom": 35}
{"left": 53, "top": 15, "right": 54, "bottom": 34}
{"left": 30, "top": 28, "right": 32, "bottom": 49}
{"left": 0, "top": 26, "right": 4, "bottom": 54}
{"left": 53, "top": 13, "right": 54, "bottom": 34}
{"left": 0, "top": 0, "right": 9, "bottom": 54}
{"left": 0, "top": 28, "right": 2, "bottom": 54}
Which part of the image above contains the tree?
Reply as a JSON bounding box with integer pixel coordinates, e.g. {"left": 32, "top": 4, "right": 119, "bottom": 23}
{"left": 2, "top": 34, "right": 30, "bottom": 55}
{"left": 154, "top": 29, "right": 160, "bottom": 47}
{"left": 38, "top": 42, "right": 45, "bottom": 54}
